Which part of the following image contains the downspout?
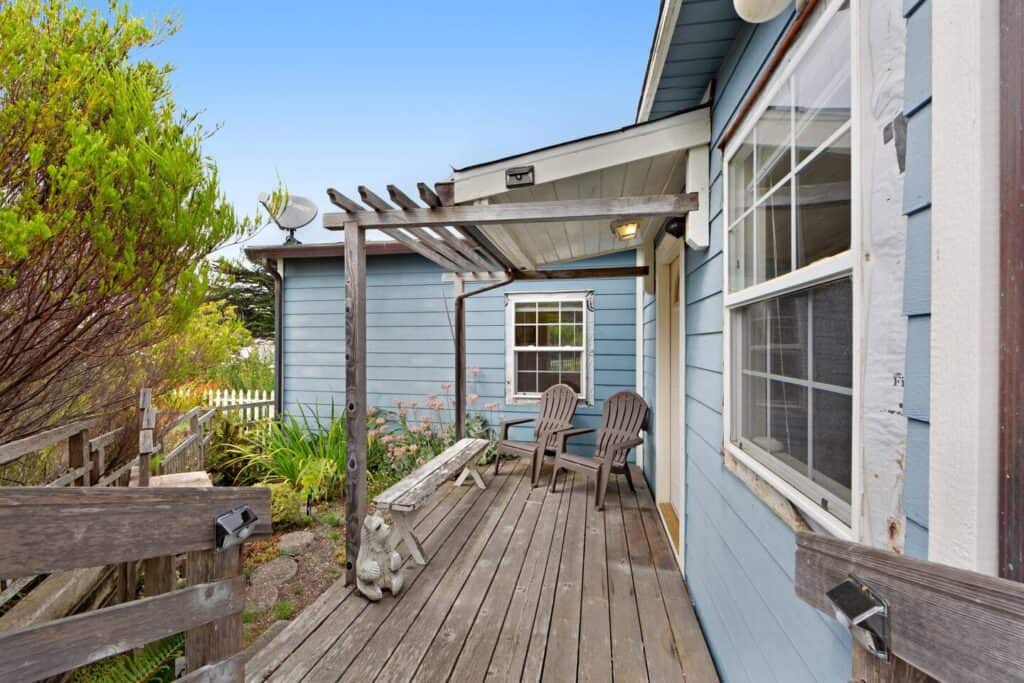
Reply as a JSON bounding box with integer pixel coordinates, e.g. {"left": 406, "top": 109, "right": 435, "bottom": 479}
{"left": 454, "top": 276, "right": 514, "bottom": 439}
{"left": 261, "top": 258, "right": 284, "bottom": 419}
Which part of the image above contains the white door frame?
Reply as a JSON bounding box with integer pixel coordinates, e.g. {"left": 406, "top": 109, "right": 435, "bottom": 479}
{"left": 654, "top": 232, "right": 686, "bottom": 573}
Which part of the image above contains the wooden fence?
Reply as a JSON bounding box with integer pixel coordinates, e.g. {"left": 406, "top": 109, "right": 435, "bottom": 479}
{"left": 0, "top": 486, "right": 271, "bottom": 681}
{"left": 206, "top": 388, "right": 275, "bottom": 422}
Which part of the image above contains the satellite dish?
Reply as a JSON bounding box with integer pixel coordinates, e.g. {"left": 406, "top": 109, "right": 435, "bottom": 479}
{"left": 260, "top": 193, "right": 318, "bottom": 245}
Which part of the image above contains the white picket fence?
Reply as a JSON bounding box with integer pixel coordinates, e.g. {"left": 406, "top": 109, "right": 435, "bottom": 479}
{"left": 205, "top": 388, "right": 276, "bottom": 422}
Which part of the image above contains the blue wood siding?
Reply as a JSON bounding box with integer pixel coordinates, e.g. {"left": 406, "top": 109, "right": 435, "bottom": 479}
{"left": 281, "top": 252, "right": 639, "bottom": 453}
{"left": 680, "top": 10, "right": 853, "bottom": 681}
{"left": 902, "top": 0, "right": 932, "bottom": 559}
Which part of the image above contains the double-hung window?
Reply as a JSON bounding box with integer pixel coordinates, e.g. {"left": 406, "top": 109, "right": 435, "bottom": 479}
{"left": 505, "top": 291, "right": 594, "bottom": 404}
{"left": 724, "top": 3, "right": 855, "bottom": 526}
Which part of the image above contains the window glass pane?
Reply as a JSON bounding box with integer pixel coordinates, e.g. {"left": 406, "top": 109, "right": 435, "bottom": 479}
{"left": 559, "top": 351, "right": 581, "bottom": 373}
{"left": 537, "top": 351, "right": 561, "bottom": 372}
{"left": 516, "top": 351, "right": 537, "bottom": 371}
{"left": 536, "top": 325, "right": 556, "bottom": 347}
{"left": 517, "top": 371, "right": 537, "bottom": 394}
{"left": 515, "top": 325, "right": 536, "bottom": 346}
{"left": 767, "top": 291, "right": 808, "bottom": 380}
{"left": 728, "top": 211, "right": 757, "bottom": 291}
{"left": 755, "top": 81, "right": 792, "bottom": 197}
{"left": 794, "top": 9, "right": 851, "bottom": 162}
{"left": 742, "top": 301, "right": 768, "bottom": 373}
{"left": 740, "top": 373, "right": 768, "bottom": 446}
{"left": 812, "top": 278, "right": 852, "bottom": 386}
{"left": 538, "top": 372, "right": 560, "bottom": 392}
{"left": 767, "top": 380, "right": 808, "bottom": 470}
{"left": 561, "top": 372, "right": 582, "bottom": 393}
{"left": 560, "top": 323, "right": 583, "bottom": 347}
{"left": 755, "top": 181, "right": 793, "bottom": 282}
{"left": 560, "top": 302, "right": 583, "bottom": 324}
{"left": 729, "top": 134, "right": 755, "bottom": 219}
{"left": 515, "top": 303, "right": 537, "bottom": 324}
{"left": 537, "top": 302, "right": 559, "bottom": 324}
{"left": 795, "top": 132, "right": 851, "bottom": 267}
{"left": 812, "top": 390, "right": 852, "bottom": 501}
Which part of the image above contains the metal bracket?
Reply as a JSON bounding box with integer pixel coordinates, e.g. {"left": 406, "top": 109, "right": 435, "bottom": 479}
{"left": 826, "top": 576, "right": 890, "bottom": 661}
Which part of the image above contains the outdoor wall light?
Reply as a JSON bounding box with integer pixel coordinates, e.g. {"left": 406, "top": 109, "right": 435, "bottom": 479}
{"left": 215, "top": 504, "right": 259, "bottom": 549}
{"left": 611, "top": 219, "right": 640, "bottom": 241}
{"left": 826, "top": 576, "right": 890, "bottom": 661}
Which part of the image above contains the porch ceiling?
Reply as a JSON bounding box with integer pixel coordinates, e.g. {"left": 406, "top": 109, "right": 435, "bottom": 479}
{"left": 448, "top": 106, "right": 710, "bottom": 270}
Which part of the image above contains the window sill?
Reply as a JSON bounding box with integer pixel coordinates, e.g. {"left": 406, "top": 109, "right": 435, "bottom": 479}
{"left": 723, "top": 441, "right": 856, "bottom": 541}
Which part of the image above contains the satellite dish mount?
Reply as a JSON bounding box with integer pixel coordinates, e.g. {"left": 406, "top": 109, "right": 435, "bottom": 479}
{"left": 259, "top": 193, "right": 318, "bottom": 245}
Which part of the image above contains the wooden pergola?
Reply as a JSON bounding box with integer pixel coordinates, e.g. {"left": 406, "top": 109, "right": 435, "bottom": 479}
{"left": 324, "top": 181, "right": 698, "bottom": 583}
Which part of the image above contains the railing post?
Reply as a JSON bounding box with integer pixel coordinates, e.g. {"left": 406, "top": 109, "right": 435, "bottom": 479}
{"left": 138, "top": 388, "right": 154, "bottom": 487}
{"left": 189, "top": 409, "right": 204, "bottom": 470}
{"left": 186, "top": 547, "right": 243, "bottom": 672}
{"left": 90, "top": 442, "right": 104, "bottom": 487}
{"left": 68, "top": 427, "right": 90, "bottom": 487}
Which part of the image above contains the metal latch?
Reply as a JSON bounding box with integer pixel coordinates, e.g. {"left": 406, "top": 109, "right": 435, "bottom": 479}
{"left": 215, "top": 504, "right": 259, "bottom": 549}
{"left": 826, "top": 576, "right": 890, "bottom": 661}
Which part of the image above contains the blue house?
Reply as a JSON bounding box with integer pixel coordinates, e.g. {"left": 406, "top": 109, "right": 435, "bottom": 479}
{"left": 251, "top": 0, "right": 1013, "bottom": 679}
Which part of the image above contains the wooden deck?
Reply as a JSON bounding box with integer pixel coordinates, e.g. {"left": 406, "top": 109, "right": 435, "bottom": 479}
{"left": 246, "top": 459, "right": 718, "bottom": 682}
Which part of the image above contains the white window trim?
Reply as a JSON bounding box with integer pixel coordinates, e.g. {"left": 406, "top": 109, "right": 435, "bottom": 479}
{"left": 721, "top": 0, "right": 861, "bottom": 541}
{"left": 504, "top": 290, "right": 596, "bottom": 406}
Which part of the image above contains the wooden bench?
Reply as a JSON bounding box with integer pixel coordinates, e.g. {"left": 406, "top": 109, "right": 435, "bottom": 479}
{"left": 373, "top": 438, "right": 489, "bottom": 565}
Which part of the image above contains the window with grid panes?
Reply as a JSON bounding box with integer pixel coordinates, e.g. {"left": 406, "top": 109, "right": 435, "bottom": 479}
{"left": 725, "top": 4, "right": 854, "bottom": 523}
{"left": 506, "top": 292, "right": 590, "bottom": 401}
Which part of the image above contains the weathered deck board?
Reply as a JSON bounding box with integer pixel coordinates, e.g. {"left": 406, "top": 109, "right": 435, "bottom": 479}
{"left": 248, "top": 461, "right": 719, "bottom": 683}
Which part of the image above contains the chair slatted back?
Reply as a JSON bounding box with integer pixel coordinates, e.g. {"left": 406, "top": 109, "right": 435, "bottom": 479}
{"left": 595, "top": 391, "right": 649, "bottom": 467}
{"left": 533, "top": 384, "right": 579, "bottom": 449}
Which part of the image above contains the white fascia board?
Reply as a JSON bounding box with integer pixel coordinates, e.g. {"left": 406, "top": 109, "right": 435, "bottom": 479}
{"left": 684, "top": 145, "right": 710, "bottom": 250}
{"left": 637, "top": 0, "right": 684, "bottom": 124}
{"left": 452, "top": 107, "right": 710, "bottom": 204}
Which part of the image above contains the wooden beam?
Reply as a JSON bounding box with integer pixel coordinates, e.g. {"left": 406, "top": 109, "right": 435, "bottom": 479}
{"left": 424, "top": 227, "right": 497, "bottom": 272}
{"left": 344, "top": 221, "right": 367, "bottom": 586}
{"left": 325, "top": 188, "right": 365, "bottom": 213}
{"left": 795, "top": 531, "right": 1024, "bottom": 682}
{"left": 417, "top": 182, "right": 443, "bottom": 208}
{"left": 454, "top": 225, "right": 520, "bottom": 273}
{"left": 1000, "top": 0, "right": 1024, "bottom": 583}
{"left": 186, "top": 547, "right": 242, "bottom": 673}
{"left": 454, "top": 279, "right": 465, "bottom": 440}
{"left": 323, "top": 193, "right": 699, "bottom": 229}
{"left": 376, "top": 227, "right": 463, "bottom": 271}
{"left": 0, "top": 487, "right": 271, "bottom": 578}
{"left": 404, "top": 227, "right": 484, "bottom": 272}
{"left": 357, "top": 185, "right": 394, "bottom": 211}
{"left": 0, "top": 419, "right": 98, "bottom": 466}
{"left": 387, "top": 184, "right": 421, "bottom": 210}
{"left": 0, "top": 578, "right": 243, "bottom": 682}
{"left": 515, "top": 266, "right": 649, "bottom": 280}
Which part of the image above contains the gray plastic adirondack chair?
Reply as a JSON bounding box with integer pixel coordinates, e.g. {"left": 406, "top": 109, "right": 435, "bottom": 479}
{"left": 548, "top": 390, "right": 649, "bottom": 510}
{"left": 495, "top": 383, "right": 579, "bottom": 487}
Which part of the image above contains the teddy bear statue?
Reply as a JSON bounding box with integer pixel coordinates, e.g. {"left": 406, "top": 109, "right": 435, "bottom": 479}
{"left": 355, "top": 513, "right": 404, "bottom": 601}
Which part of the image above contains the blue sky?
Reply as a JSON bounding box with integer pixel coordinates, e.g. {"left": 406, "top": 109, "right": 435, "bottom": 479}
{"left": 118, "top": 1, "right": 659, "bottom": 257}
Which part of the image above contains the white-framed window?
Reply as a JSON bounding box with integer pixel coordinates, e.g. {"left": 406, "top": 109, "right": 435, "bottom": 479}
{"left": 723, "top": 1, "right": 856, "bottom": 532}
{"left": 504, "top": 291, "right": 595, "bottom": 404}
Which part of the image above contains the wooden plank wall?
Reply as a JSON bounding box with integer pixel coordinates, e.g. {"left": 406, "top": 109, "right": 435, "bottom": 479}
{"left": 901, "top": 0, "right": 933, "bottom": 560}
{"left": 677, "top": 7, "right": 855, "bottom": 682}
{"left": 280, "top": 251, "right": 639, "bottom": 450}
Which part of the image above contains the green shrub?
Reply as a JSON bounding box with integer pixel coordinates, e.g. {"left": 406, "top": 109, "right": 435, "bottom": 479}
{"left": 272, "top": 601, "right": 295, "bottom": 620}
{"left": 71, "top": 634, "right": 183, "bottom": 683}
{"left": 241, "top": 609, "right": 260, "bottom": 624}
{"left": 261, "top": 483, "right": 308, "bottom": 528}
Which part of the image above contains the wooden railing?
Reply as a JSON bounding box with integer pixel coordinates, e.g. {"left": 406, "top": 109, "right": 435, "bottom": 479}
{"left": 0, "top": 486, "right": 271, "bottom": 681}
{"left": 795, "top": 531, "right": 1024, "bottom": 682}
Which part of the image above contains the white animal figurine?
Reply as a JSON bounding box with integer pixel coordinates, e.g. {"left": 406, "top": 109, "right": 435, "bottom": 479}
{"left": 355, "top": 514, "right": 404, "bottom": 601}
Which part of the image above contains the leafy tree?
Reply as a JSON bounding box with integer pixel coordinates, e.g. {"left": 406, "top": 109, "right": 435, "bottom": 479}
{"left": 207, "top": 258, "right": 275, "bottom": 339}
{"left": 0, "top": 0, "right": 275, "bottom": 439}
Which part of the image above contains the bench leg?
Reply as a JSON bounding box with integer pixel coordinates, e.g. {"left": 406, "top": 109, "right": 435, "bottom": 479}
{"left": 393, "top": 512, "right": 427, "bottom": 565}
{"left": 455, "top": 465, "right": 486, "bottom": 490}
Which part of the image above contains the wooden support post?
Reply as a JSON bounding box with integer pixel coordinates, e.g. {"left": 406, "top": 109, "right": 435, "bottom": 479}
{"left": 344, "top": 222, "right": 367, "bottom": 586}
{"left": 454, "top": 276, "right": 466, "bottom": 440}
{"left": 68, "top": 428, "right": 90, "bottom": 487}
{"left": 190, "top": 410, "right": 204, "bottom": 470}
{"left": 90, "top": 444, "right": 104, "bottom": 487}
{"left": 142, "top": 556, "right": 175, "bottom": 598}
{"left": 185, "top": 547, "right": 242, "bottom": 672}
{"left": 138, "top": 388, "right": 155, "bottom": 487}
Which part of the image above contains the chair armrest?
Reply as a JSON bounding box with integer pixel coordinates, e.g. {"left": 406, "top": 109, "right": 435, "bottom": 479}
{"left": 607, "top": 436, "right": 644, "bottom": 465}
{"left": 500, "top": 417, "right": 534, "bottom": 440}
{"left": 553, "top": 427, "right": 596, "bottom": 454}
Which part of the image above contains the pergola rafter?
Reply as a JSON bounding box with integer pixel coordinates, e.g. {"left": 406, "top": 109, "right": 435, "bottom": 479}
{"left": 326, "top": 181, "right": 698, "bottom": 585}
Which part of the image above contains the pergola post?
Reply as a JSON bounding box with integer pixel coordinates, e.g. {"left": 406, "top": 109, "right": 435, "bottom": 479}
{"left": 344, "top": 221, "right": 367, "bottom": 585}
{"left": 454, "top": 276, "right": 465, "bottom": 440}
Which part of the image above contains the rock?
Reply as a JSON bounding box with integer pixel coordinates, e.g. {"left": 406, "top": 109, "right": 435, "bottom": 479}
{"left": 252, "top": 556, "right": 297, "bottom": 587}
{"left": 278, "top": 530, "right": 315, "bottom": 555}
{"left": 246, "top": 581, "right": 278, "bottom": 611}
